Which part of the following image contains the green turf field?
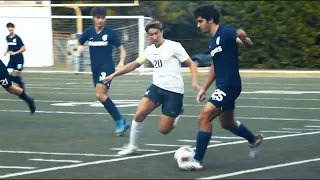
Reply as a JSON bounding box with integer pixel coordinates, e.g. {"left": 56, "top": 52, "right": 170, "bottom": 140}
{"left": 0, "top": 73, "right": 320, "bottom": 179}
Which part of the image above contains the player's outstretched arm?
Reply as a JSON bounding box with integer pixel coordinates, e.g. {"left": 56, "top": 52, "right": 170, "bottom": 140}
{"left": 104, "top": 57, "right": 145, "bottom": 84}
{"left": 184, "top": 58, "right": 201, "bottom": 91}
{"left": 236, "top": 28, "right": 253, "bottom": 48}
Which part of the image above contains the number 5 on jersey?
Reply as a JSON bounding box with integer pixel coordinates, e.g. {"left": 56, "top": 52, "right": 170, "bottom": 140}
{"left": 153, "top": 59, "right": 162, "bottom": 68}
{"left": 211, "top": 89, "right": 226, "bottom": 102}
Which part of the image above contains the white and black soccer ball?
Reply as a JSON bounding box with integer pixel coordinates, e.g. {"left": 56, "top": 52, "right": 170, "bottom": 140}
{"left": 174, "top": 146, "right": 195, "bottom": 165}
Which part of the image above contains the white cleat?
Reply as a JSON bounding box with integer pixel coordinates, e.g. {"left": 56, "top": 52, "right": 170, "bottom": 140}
{"left": 249, "top": 134, "right": 264, "bottom": 158}
{"left": 117, "top": 144, "right": 138, "bottom": 156}
{"left": 177, "top": 157, "right": 203, "bottom": 171}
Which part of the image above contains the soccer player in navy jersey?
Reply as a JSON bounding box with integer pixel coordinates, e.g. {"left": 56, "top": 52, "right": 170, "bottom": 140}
{"left": 78, "top": 7, "right": 130, "bottom": 136}
{"left": 0, "top": 59, "right": 35, "bottom": 114}
{"left": 177, "top": 4, "right": 264, "bottom": 170}
{"left": 4, "top": 22, "right": 27, "bottom": 90}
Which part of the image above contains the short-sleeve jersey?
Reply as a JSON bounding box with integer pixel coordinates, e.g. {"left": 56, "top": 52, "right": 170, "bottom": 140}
{"left": 137, "top": 40, "right": 189, "bottom": 94}
{"left": 208, "top": 25, "right": 241, "bottom": 88}
{"left": 78, "top": 26, "right": 121, "bottom": 73}
{"left": 6, "top": 34, "right": 24, "bottom": 60}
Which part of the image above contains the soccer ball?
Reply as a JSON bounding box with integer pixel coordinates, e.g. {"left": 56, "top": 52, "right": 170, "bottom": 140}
{"left": 174, "top": 146, "right": 195, "bottom": 164}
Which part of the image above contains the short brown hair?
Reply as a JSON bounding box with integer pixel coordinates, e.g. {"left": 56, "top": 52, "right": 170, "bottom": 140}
{"left": 145, "top": 20, "right": 163, "bottom": 33}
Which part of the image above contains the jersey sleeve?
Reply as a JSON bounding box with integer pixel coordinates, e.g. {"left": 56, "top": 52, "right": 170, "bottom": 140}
{"left": 135, "top": 47, "right": 148, "bottom": 64}
{"left": 78, "top": 29, "right": 89, "bottom": 45}
{"left": 17, "top": 36, "right": 25, "bottom": 47}
{"left": 226, "top": 27, "right": 237, "bottom": 43}
{"left": 173, "top": 42, "right": 190, "bottom": 62}
{"left": 112, "top": 30, "right": 122, "bottom": 48}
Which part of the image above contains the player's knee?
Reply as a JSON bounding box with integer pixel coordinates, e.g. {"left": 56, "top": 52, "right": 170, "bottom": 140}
{"left": 96, "top": 92, "right": 107, "bottom": 102}
{"left": 6, "top": 85, "right": 22, "bottom": 95}
{"left": 159, "top": 127, "right": 172, "bottom": 135}
{"left": 134, "top": 111, "right": 147, "bottom": 122}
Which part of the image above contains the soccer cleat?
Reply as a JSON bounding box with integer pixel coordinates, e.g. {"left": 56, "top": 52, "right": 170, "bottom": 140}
{"left": 249, "top": 134, "right": 264, "bottom": 158}
{"left": 177, "top": 157, "right": 203, "bottom": 171}
{"left": 115, "top": 119, "right": 130, "bottom": 136}
{"left": 118, "top": 144, "right": 138, "bottom": 156}
{"left": 27, "top": 97, "right": 36, "bottom": 115}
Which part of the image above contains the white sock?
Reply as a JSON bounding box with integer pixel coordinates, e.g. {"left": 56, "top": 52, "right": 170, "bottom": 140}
{"left": 129, "top": 120, "right": 143, "bottom": 148}
{"left": 173, "top": 115, "right": 181, "bottom": 127}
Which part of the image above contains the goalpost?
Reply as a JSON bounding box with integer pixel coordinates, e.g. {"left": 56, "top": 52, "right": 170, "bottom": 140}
{"left": 0, "top": 0, "right": 154, "bottom": 73}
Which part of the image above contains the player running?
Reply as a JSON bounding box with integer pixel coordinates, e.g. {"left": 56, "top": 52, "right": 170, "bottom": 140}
{"left": 4, "top": 22, "right": 27, "bottom": 90}
{"left": 77, "top": 7, "right": 130, "bottom": 136}
{"left": 0, "top": 59, "right": 36, "bottom": 114}
{"left": 103, "top": 20, "right": 201, "bottom": 156}
{"left": 178, "top": 4, "right": 264, "bottom": 170}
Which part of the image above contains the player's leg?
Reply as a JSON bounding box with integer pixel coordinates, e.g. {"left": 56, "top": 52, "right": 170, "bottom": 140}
{"left": 158, "top": 90, "right": 184, "bottom": 134}
{"left": 8, "top": 58, "right": 25, "bottom": 90}
{"left": 219, "top": 109, "right": 264, "bottom": 158}
{"left": 118, "top": 84, "right": 160, "bottom": 156}
{"left": 0, "top": 61, "right": 35, "bottom": 114}
{"left": 179, "top": 89, "right": 226, "bottom": 170}
{"left": 95, "top": 79, "right": 130, "bottom": 136}
{"left": 73, "top": 55, "right": 79, "bottom": 75}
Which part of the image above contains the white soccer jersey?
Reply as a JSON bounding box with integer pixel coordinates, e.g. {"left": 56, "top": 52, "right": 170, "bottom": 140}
{"left": 137, "top": 39, "right": 190, "bottom": 94}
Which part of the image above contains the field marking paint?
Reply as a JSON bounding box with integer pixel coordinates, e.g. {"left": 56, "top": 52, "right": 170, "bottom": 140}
{"left": 198, "top": 157, "right": 320, "bottom": 179}
{"left": 0, "top": 166, "right": 36, "bottom": 170}
{"left": 282, "top": 128, "right": 320, "bottom": 131}
{"left": 211, "top": 136, "right": 243, "bottom": 139}
{"left": 260, "top": 130, "right": 302, "bottom": 134}
{"left": 0, "top": 150, "right": 120, "bottom": 157}
{"left": 145, "top": 144, "right": 192, "bottom": 147}
{"left": 1, "top": 131, "right": 319, "bottom": 179}
{"left": 1, "top": 109, "right": 320, "bottom": 122}
{"left": 177, "top": 140, "right": 222, "bottom": 143}
{"left": 29, "top": 159, "right": 82, "bottom": 163}
{"left": 111, "top": 148, "right": 159, "bottom": 152}
{"left": 304, "top": 125, "right": 320, "bottom": 128}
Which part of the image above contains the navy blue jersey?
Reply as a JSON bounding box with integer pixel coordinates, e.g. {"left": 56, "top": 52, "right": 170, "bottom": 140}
{"left": 79, "top": 26, "right": 121, "bottom": 73}
{"left": 6, "top": 34, "right": 24, "bottom": 59}
{"left": 209, "top": 25, "right": 241, "bottom": 88}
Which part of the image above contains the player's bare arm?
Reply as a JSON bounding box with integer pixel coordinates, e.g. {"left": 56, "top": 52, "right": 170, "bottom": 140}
{"left": 104, "top": 58, "right": 143, "bottom": 84}
{"left": 197, "top": 64, "right": 216, "bottom": 103}
{"left": 183, "top": 58, "right": 201, "bottom": 91}
{"left": 9, "top": 46, "right": 26, "bottom": 56}
{"left": 117, "top": 45, "right": 126, "bottom": 68}
{"left": 236, "top": 28, "right": 253, "bottom": 48}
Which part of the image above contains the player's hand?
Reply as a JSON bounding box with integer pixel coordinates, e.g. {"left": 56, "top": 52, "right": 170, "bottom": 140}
{"left": 196, "top": 88, "right": 206, "bottom": 103}
{"left": 117, "top": 62, "right": 125, "bottom": 69}
{"left": 237, "top": 28, "right": 247, "bottom": 39}
{"left": 192, "top": 82, "right": 202, "bottom": 91}
{"left": 104, "top": 74, "right": 114, "bottom": 84}
{"left": 8, "top": 51, "right": 16, "bottom": 55}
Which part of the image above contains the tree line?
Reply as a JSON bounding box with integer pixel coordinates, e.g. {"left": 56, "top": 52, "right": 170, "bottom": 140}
{"left": 52, "top": 1, "right": 320, "bottom": 69}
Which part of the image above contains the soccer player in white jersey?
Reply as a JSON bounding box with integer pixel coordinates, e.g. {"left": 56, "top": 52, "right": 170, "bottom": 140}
{"left": 104, "top": 20, "right": 201, "bottom": 156}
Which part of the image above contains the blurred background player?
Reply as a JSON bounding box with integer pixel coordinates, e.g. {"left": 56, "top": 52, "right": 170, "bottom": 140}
{"left": 77, "top": 7, "right": 130, "bottom": 136}
{"left": 178, "top": 4, "right": 264, "bottom": 170}
{"left": 67, "top": 33, "right": 80, "bottom": 75}
{"left": 104, "top": 20, "right": 201, "bottom": 155}
{"left": 0, "top": 59, "right": 35, "bottom": 114}
{"left": 4, "top": 22, "right": 27, "bottom": 91}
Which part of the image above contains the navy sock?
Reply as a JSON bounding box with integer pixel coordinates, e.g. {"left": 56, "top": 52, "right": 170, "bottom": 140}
{"left": 229, "top": 121, "right": 256, "bottom": 144}
{"left": 102, "top": 97, "right": 122, "bottom": 121}
{"left": 194, "top": 131, "right": 212, "bottom": 163}
{"left": 18, "top": 90, "right": 31, "bottom": 104}
{"left": 11, "top": 76, "right": 25, "bottom": 90}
